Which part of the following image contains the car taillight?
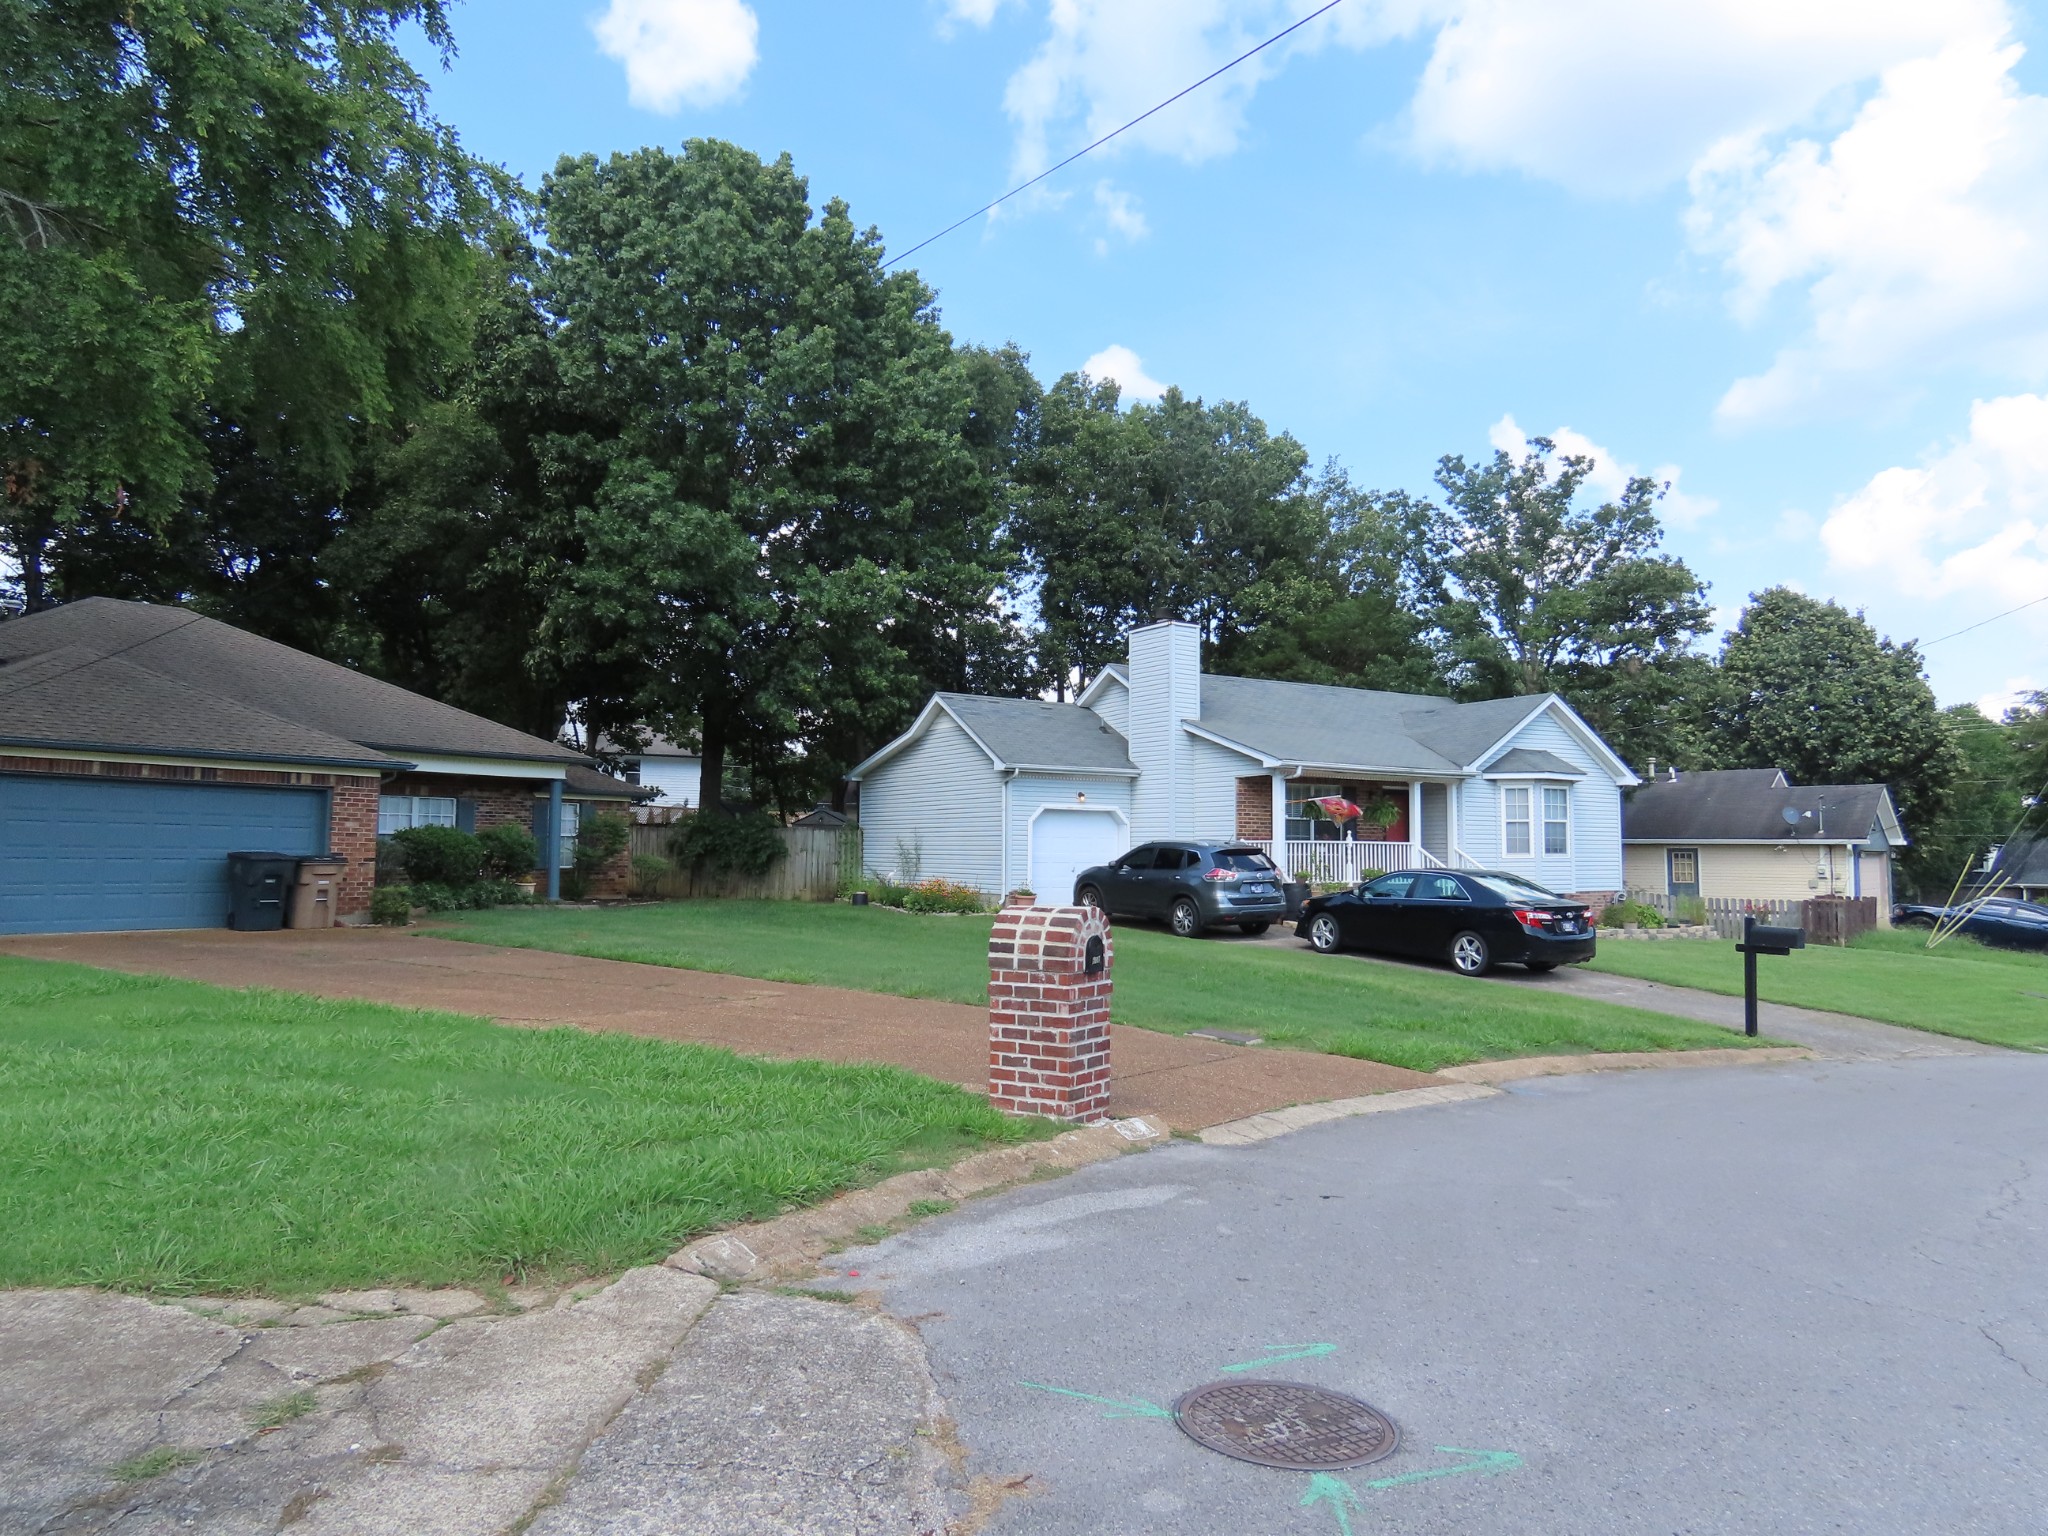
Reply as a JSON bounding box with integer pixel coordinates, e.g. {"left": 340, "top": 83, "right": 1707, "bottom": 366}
{"left": 1202, "top": 868, "right": 1239, "bottom": 882}
{"left": 1512, "top": 909, "right": 1554, "bottom": 931}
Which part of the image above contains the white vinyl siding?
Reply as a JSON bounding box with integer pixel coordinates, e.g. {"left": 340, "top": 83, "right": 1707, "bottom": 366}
{"left": 632, "top": 756, "right": 702, "bottom": 808}
{"left": 1088, "top": 675, "right": 1130, "bottom": 741}
{"left": 379, "top": 795, "right": 456, "bottom": 835}
{"left": 1467, "top": 707, "right": 1624, "bottom": 892}
{"left": 1183, "top": 731, "right": 1258, "bottom": 841}
{"left": 856, "top": 712, "right": 1005, "bottom": 893}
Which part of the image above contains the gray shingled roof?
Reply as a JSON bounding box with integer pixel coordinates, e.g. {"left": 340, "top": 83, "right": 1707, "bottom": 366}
{"left": 0, "top": 599, "right": 583, "bottom": 766}
{"left": 1484, "top": 748, "right": 1584, "bottom": 777}
{"left": 0, "top": 646, "right": 404, "bottom": 771}
{"left": 1624, "top": 769, "right": 1900, "bottom": 844}
{"left": 564, "top": 764, "right": 655, "bottom": 800}
{"left": 937, "top": 694, "right": 1137, "bottom": 772}
{"left": 1982, "top": 835, "right": 2048, "bottom": 887}
{"left": 1192, "top": 675, "right": 1553, "bottom": 774}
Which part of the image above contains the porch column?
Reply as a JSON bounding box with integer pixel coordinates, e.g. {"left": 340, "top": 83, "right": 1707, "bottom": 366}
{"left": 1409, "top": 780, "right": 1424, "bottom": 853}
{"left": 545, "top": 779, "right": 563, "bottom": 902}
{"left": 1270, "top": 773, "right": 1288, "bottom": 863}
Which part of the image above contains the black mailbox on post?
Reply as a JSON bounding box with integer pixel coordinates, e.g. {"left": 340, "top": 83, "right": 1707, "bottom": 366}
{"left": 1734, "top": 916, "right": 1806, "bottom": 1035}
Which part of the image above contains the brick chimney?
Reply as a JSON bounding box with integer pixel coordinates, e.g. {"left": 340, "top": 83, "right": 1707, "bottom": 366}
{"left": 1126, "top": 619, "right": 1201, "bottom": 843}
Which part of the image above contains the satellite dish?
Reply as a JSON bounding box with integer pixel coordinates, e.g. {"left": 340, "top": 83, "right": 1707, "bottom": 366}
{"left": 1780, "top": 806, "right": 1802, "bottom": 826}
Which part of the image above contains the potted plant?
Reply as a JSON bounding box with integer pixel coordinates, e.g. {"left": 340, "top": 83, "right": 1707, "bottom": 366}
{"left": 1358, "top": 794, "right": 1403, "bottom": 841}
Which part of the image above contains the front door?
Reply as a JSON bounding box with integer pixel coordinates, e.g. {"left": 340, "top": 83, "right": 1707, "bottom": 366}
{"left": 1668, "top": 849, "right": 1700, "bottom": 900}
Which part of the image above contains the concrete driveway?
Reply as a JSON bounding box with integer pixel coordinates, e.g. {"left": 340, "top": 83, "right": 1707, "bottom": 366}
{"left": 830, "top": 1052, "right": 2048, "bottom": 1534}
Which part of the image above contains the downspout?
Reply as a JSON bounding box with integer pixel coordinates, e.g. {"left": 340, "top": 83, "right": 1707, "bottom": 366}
{"left": 1001, "top": 769, "right": 1015, "bottom": 894}
{"left": 546, "top": 779, "right": 563, "bottom": 903}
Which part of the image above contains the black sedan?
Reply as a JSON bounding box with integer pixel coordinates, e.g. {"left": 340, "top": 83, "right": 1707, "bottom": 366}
{"left": 1074, "top": 841, "right": 1288, "bottom": 936}
{"left": 1893, "top": 896, "right": 2048, "bottom": 951}
{"left": 1297, "top": 868, "right": 1596, "bottom": 975}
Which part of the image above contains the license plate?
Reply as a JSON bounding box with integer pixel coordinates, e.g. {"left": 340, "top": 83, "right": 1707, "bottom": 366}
{"left": 1244, "top": 883, "right": 1274, "bottom": 895}
{"left": 1561, "top": 919, "right": 1580, "bottom": 933}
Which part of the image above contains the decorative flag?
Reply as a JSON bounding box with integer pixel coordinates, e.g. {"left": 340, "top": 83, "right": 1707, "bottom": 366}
{"left": 1311, "top": 796, "right": 1361, "bottom": 823}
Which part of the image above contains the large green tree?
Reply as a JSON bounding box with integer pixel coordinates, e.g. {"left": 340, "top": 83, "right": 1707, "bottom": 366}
{"left": 1900, "top": 704, "right": 2027, "bottom": 897}
{"left": 1, "top": 1, "right": 499, "bottom": 610}
{"left": 1014, "top": 377, "right": 1327, "bottom": 693}
{"left": 515, "top": 141, "right": 1020, "bottom": 810}
{"left": 1711, "top": 588, "right": 1965, "bottom": 837}
{"left": 1413, "top": 436, "right": 1714, "bottom": 769}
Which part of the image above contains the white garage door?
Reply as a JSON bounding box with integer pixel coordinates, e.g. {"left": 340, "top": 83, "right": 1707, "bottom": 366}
{"left": 1029, "top": 810, "right": 1124, "bottom": 905}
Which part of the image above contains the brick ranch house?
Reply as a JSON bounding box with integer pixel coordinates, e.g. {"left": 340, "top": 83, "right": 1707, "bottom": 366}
{"left": 0, "top": 598, "right": 640, "bottom": 934}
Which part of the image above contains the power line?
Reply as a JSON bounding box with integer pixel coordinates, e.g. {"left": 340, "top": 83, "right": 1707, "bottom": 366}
{"left": 1921, "top": 592, "right": 2048, "bottom": 647}
{"left": 884, "top": 0, "right": 1351, "bottom": 270}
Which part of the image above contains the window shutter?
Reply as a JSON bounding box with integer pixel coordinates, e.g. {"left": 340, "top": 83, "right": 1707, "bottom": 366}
{"left": 456, "top": 800, "right": 477, "bottom": 834}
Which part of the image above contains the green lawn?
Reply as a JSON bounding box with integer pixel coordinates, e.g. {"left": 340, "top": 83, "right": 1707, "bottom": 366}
{"left": 440, "top": 902, "right": 1762, "bottom": 1072}
{"left": 0, "top": 956, "right": 1033, "bottom": 1296}
{"left": 1587, "top": 927, "right": 2048, "bottom": 1051}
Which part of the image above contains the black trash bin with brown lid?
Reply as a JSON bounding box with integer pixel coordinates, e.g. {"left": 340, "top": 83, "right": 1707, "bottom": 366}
{"left": 287, "top": 854, "right": 348, "bottom": 930}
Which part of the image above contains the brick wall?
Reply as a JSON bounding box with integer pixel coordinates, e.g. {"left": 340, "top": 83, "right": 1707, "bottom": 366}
{"left": 0, "top": 756, "right": 382, "bottom": 920}
{"left": 986, "top": 904, "right": 1114, "bottom": 1122}
{"left": 1235, "top": 775, "right": 1272, "bottom": 840}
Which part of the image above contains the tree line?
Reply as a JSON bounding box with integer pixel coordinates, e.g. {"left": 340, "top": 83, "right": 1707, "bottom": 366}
{"left": 5, "top": 5, "right": 2039, "bottom": 893}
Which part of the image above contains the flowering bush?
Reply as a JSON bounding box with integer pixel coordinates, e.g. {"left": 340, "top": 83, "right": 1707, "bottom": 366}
{"left": 869, "top": 877, "right": 987, "bottom": 914}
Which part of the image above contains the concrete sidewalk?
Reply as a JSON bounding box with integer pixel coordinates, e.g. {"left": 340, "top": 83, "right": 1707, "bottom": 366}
{"left": 0, "top": 1270, "right": 956, "bottom": 1536}
{"left": 0, "top": 928, "right": 1438, "bottom": 1131}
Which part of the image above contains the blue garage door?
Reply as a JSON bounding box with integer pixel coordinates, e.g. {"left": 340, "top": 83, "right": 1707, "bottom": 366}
{"left": 0, "top": 775, "right": 328, "bottom": 935}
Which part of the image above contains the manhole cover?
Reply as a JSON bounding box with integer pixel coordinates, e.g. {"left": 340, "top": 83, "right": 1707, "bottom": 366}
{"left": 1172, "top": 1380, "right": 1399, "bottom": 1471}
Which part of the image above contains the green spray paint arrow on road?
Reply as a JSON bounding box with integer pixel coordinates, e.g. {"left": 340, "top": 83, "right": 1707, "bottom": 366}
{"left": 1219, "top": 1343, "right": 1338, "bottom": 1373}
{"left": 1018, "top": 1382, "right": 1174, "bottom": 1420}
{"left": 1302, "top": 1448, "right": 1523, "bottom": 1532}
{"left": 1300, "top": 1473, "right": 1365, "bottom": 1535}
{"left": 1364, "top": 1446, "right": 1522, "bottom": 1489}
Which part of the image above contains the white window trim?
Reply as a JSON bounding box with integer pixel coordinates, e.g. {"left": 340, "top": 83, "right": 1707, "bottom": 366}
{"left": 378, "top": 794, "right": 458, "bottom": 836}
{"left": 1500, "top": 783, "right": 1534, "bottom": 859}
{"left": 1542, "top": 783, "right": 1571, "bottom": 857}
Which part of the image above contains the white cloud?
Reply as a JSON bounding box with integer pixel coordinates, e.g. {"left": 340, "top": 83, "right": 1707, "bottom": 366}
{"left": 592, "top": 0, "right": 759, "bottom": 113}
{"left": 1488, "top": 414, "right": 1717, "bottom": 528}
{"left": 1092, "top": 180, "right": 1148, "bottom": 251}
{"left": 1822, "top": 393, "right": 2048, "bottom": 616}
{"left": 1978, "top": 677, "right": 2042, "bottom": 719}
{"left": 1080, "top": 343, "right": 1166, "bottom": 400}
{"left": 995, "top": 1, "right": 1323, "bottom": 186}
{"left": 1394, "top": 0, "right": 1994, "bottom": 195}
{"left": 1692, "top": 34, "right": 2048, "bottom": 422}
{"left": 942, "top": 0, "right": 1013, "bottom": 23}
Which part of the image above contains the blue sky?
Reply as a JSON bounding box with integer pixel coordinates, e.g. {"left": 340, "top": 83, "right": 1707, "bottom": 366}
{"left": 409, "top": 1, "right": 2048, "bottom": 715}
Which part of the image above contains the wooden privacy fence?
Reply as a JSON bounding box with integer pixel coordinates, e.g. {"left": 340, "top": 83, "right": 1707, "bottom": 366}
{"left": 1625, "top": 890, "right": 1878, "bottom": 945}
{"left": 627, "top": 822, "right": 859, "bottom": 901}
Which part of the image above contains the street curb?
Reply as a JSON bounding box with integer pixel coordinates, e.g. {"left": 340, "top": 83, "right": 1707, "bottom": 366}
{"left": 1197, "top": 1083, "right": 1501, "bottom": 1145}
{"left": 1439, "top": 1045, "right": 1814, "bottom": 1084}
{"left": 664, "top": 1116, "right": 1170, "bottom": 1281}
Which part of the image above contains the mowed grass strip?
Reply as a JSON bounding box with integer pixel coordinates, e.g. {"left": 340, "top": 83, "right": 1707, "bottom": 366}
{"left": 1588, "top": 927, "right": 2048, "bottom": 1051}
{"left": 0, "top": 956, "right": 1033, "bottom": 1296}
{"left": 443, "top": 902, "right": 1757, "bottom": 1071}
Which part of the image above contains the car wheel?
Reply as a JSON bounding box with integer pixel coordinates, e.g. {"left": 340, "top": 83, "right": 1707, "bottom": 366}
{"left": 1170, "top": 897, "right": 1203, "bottom": 938}
{"left": 1449, "top": 931, "right": 1491, "bottom": 976}
{"left": 1306, "top": 913, "right": 1341, "bottom": 953}
{"left": 1077, "top": 884, "right": 1103, "bottom": 911}
{"left": 1526, "top": 961, "right": 1557, "bottom": 973}
{"left": 1238, "top": 921, "right": 1271, "bottom": 937}
{"left": 1899, "top": 913, "right": 1935, "bottom": 928}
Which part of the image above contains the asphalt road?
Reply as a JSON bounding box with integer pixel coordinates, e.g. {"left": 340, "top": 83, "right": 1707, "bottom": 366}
{"left": 834, "top": 1055, "right": 2048, "bottom": 1535}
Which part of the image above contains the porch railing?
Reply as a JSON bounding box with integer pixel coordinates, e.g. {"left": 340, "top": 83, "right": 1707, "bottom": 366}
{"left": 1248, "top": 840, "right": 1453, "bottom": 884}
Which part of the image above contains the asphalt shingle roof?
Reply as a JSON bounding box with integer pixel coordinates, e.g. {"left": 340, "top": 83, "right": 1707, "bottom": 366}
{"left": 1984, "top": 835, "right": 2048, "bottom": 886}
{"left": 1485, "top": 747, "right": 1584, "bottom": 777}
{"left": 937, "top": 693, "right": 1137, "bottom": 772}
{"left": 0, "top": 646, "right": 402, "bottom": 771}
{"left": 1192, "top": 675, "right": 1553, "bottom": 775}
{"left": 0, "top": 599, "right": 582, "bottom": 767}
{"left": 1624, "top": 769, "right": 1899, "bottom": 844}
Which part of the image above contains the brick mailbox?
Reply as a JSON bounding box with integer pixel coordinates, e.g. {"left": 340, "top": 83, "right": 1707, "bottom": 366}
{"left": 987, "top": 904, "right": 1114, "bottom": 1122}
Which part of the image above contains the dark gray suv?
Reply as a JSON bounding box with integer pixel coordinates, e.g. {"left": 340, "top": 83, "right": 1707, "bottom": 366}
{"left": 1073, "top": 841, "right": 1287, "bottom": 937}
